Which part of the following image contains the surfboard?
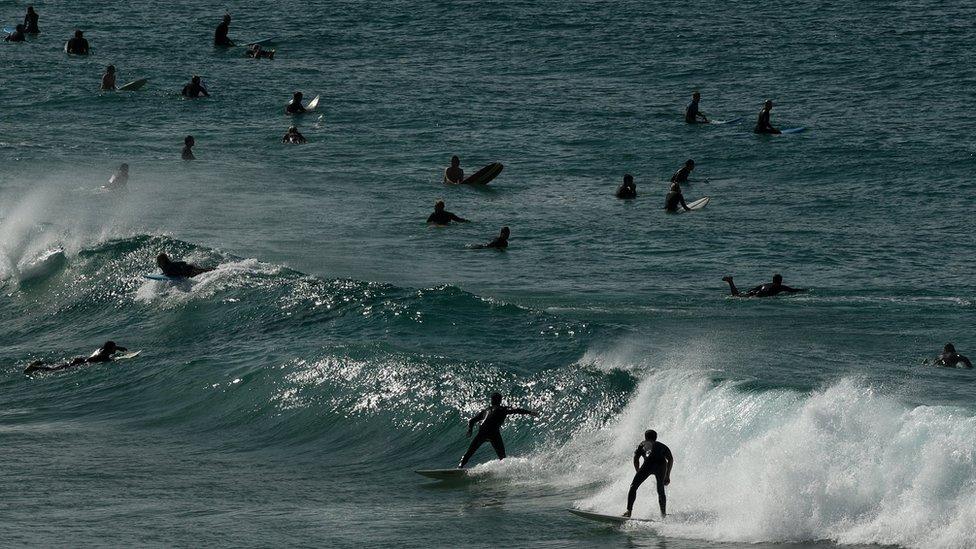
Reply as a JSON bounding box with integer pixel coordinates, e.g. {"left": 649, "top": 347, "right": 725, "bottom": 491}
{"left": 306, "top": 95, "right": 320, "bottom": 111}
{"left": 247, "top": 37, "right": 277, "bottom": 47}
{"left": 144, "top": 273, "right": 180, "bottom": 281}
{"left": 3, "top": 26, "right": 14, "bottom": 35}
{"left": 119, "top": 78, "right": 149, "bottom": 91}
{"left": 116, "top": 350, "right": 142, "bottom": 360}
{"left": 710, "top": 117, "right": 742, "bottom": 125}
{"left": 685, "top": 196, "right": 709, "bottom": 211}
{"left": 462, "top": 163, "right": 504, "bottom": 185}
{"left": 780, "top": 127, "right": 806, "bottom": 134}
{"left": 415, "top": 469, "right": 469, "bottom": 480}
{"left": 567, "top": 508, "right": 659, "bottom": 524}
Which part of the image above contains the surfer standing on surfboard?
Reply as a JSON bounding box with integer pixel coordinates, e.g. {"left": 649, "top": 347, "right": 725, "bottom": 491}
{"left": 458, "top": 392, "right": 538, "bottom": 468}
{"left": 754, "top": 99, "right": 780, "bottom": 134}
{"left": 444, "top": 156, "right": 464, "bottom": 184}
{"left": 24, "top": 341, "right": 128, "bottom": 374}
{"left": 624, "top": 429, "right": 673, "bottom": 518}
{"left": 685, "top": 91, "right": 708, "bottom": 124}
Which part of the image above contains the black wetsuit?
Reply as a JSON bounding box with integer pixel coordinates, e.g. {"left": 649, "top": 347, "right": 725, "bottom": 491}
{"left": 285, "top": 102, "right": 306, "bottom": 114}
{"left": 459, "top": 405, "right": 533, "bottom": 466}
{"left": 937, "top": 352, "right": 973, "bottom": 368}
{"left": 5, "top": 29, "right": 25, "bottom": 42}
{"left": 427, "top": 210, "right": 465, "bottom": 225}
{"left": 25, "top": 346, "right": 127, "bottom": 374}
{"left": 182, "top": 82, "right": 209, "bottom": 98}
{"left": 214, "top": 22, "right": 232, "bottom": 46}
{"left": 665, "top": 191, "right": 689, "bottom": 212}
{"left": 627, "top": 440, "right": 673, "bottom": 514}
{"left": 616, "top": 183, "right": 636, "bottom": 199}
{"left": 685, "top": 99, "right": 702, "bottom": 124}
{"left": 670, "top": 166, "right": 692, "bottom": 184}
{"left": 24, "top": 12, "right": 39, "bottom": 34}
{"left": 65, "top": 37, "right": 89, "bottom": 54}
{"left": 484, "top": 236, "right": 508, "bottom": 249}
{"left": 282, "top": 132, "right": 307, "bottom": 144}
{"left": 182, "top": 146, "right": 195, "bottom": 160}
{"left": 754, "top": 108, "right": 778, "bottom": 134}
{"left": 741, "top": 282, "right": 803, "bottom": 297}
{"left": 161, "top": 260, "right": 211, "bottom": 278}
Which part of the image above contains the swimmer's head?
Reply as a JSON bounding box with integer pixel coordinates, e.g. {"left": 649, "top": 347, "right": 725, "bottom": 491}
{"left": 764, "top": 99, "right": 774, "bottom": 108}
{"left": 106, "top": 64, "right": 115, "bottom": 73}
{"left": 184, "top": 135, "right": 195, "bottom": 146}
{"left": 499, "top": 226, "right": 510, "bottom": 238}
{"left": 288, "top": 125, "right": 298, "bottom": 133}
{"left": 644, "top": 429, "right": 657, "bottom": 441}
{"left": 490, "top": 392, "right": 502, "bottom": 406}
{"left": 623, "top": 174, "right": 634, "bottom": 185}
{"left": 685, "top": 159, "right": 695, "bottom": 168}
{"left": 451, "top": 155, "right": 460, "bottom": 167}
{"left": 293, "top": 91, "right": 303, "bottom": 101}
{"left": 692, "top": 91, "right": 700, "bottom": 99}
{"left": 74, "top": 30, "right": 83, "bottom": 38}
{"left": 434, "top": 200, "right": 445, "bottom": 211}
{"left": 772, "top": 274, "right": 783, "bottom": 284}
{"left": 944, "top": 343, "right": 956, "bottom": 353}
{"left": 192, "top": 75, "right": 202, "bottom": 84}
{"left": 223, "top": 14, "right": 231, "bottom": 23}
{"left": 27, "top": 6, "right": 35, "bottom": 14}
{"left": 103, "top": 341, "right": 118, "bottom": 352}
{"left": 156, "top": 253, "right": 170, "bottom": 267}
{"left": 119, "top": 163, "right": 128, "bottom": 171}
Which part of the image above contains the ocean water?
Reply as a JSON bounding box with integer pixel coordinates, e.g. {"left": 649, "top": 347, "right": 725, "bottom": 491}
{"left": 2, "top": 1, "right": 975, "bottom": 547}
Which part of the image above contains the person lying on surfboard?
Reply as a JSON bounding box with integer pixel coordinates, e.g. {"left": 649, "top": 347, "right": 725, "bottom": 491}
{"left": 214, "top": 14, "right": 234, "bottom": 47}
{"left": 722, "top": 274, "right": 806, "bottom": 297}
{"left": 4, "top": 24, "right": 26, "bottom": 42}
{"left": 685, "top": 91, "right": 708, "bottom": 124}
{"left": 444, "top": 156, "right": 464, "bottom": 184}
{"left": 246, "top": 44, "right": 274, "bottom": 59}
{"left": 426, "top": 200, "right": 468, "bottom": 225}
{"left": 65, "top": 30, "right": 90, "bottom": 55}
{"left": 156, "top": 253, "right": 213, "bottom": 279}
{"left": 458, "top": 392, "right": 539, "bottom": 468}
{"left": 664, "top": 182, "right": 691, "bottom": 213}
{"left": 670, "top": 160, "right": 695, "bottom": 184}
{"left": 471, "top": 227, "right": 510, "bottom": 249}
{"left": 282, "top": 126, "right": 307, "bottom": 144}
{"left": 616, "top": 174, "right": 636, "bottom": 199}
{"left": 754, "top": 99, "right": 780, "bottom": 134}
{"left": 101, "top": 65, "right": 117, "bottom": 91}
{"left": 181, "top": 76, "right": 209, "bottom": 98}
{"left": 286, "top": 92, "right": 307, "bottom": 114}
{"left": 624, "top": 429, "right": 673, "bottom": 518}
{"left": 935, "top": 343, "right": 973, "bottom": 368}
{"left": 24, "top": 341, "right": 128, "bottom": 374}
{"left": 182, "top": 135, "right": 196, "bottom": 160}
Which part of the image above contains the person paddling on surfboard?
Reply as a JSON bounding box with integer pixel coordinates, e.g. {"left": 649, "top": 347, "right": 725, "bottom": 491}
{"left": 23, "top": 6, "right": 39, "bottom": 35}
{"left": 156, "top": 253, "right": 213, "bottom": 279}
{"left": 4, "top": 24, "right": 26, "bottom": 42}
{"left": 624, "top": 429, "right": 673, "bottom": 518}
{"left": 685, "top": 91, "right": 708, "bottom": 124}
{"left": 101, "top": 65, "right": 117, "bottom": 91}
{"left": 427, "top": 200, "right": 468, "bottom": 225}
{"left": 444, "top": 156, "right": 464, "bottom": 184}
{"left": 471, "top": 227, "right": 510, "bottom": 249}
{"left": 616, "top": 174, "right": 637, "bottom": 199}
{"left": 182, "top": 135, "right": 196, "bottom": 160}
{"left": 458, "top": 392, "right": 539, "bottom": 468}
{"left": 282, "top": 126, "right": 307, "bottom": 144}
{"left": 24, "top": 341, "right": 128, "bottom": 374}
{"left": 664, "top": 182, "right": 691, "bottom": 213}
{"left": 722, "top": 274, "right": 806, "bottom": 297}
{"left": 670, "top": 160, "right": 695, "bottom": 184}
{"left": 285, "top": 92, "right": 307, "bottom": 114}
{"left": 65, "top": 30, "right": 90, "bottom": 55}
{"left": 246, "top": 44, "right": 274, "bottom": 59}
{"left": 754, "top": 99, "right": 780, "bottom": 134}
{"left": 935, "top": 343, "right": 973, "bottom": 368}
{"left": 181, "top": 76, "right": 209, "bottom": 98}
{"left": 214, "top": 14, "right": 234, "bottom": 47}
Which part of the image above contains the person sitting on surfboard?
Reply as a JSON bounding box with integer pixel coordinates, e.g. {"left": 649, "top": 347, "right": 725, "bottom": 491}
{"left": 156, "top": 253, "right": 213, "bottom": 279}
{"left": 23, "top": 6, "right": 39, "bottom": 34}
{"left": 246, "top": 44, "right": 275, "bottom": 59}
{"left": 24, "top": 341, "right": 128, "bottom": 374}
{"left": 214, "top": 14, "right": 234, "bottom": 47}
{"left": 282, "top": 126, "right": 307, "bottom": 145}
{"left": 285, "top": 92, "right": 307, "bottom": 114}
{"left": 105, "top": 163, "right": 128, "bottom": 189}
{"left": 935, "top": 343, "right": 973, "bottom": 368}
{"left": 426, "top": 200, "right": 468, "bottom": 225}
{"left": 458, "top": 392, "right": 539, "bottom": 468}
{"left": 624, "top": 429, "right": 673, "bottom": 518}
{"left": 101, "top": 65, "right": 117, "bottom": 91}
{"left": 181, "top": 76, "right": 209, "bottom": 98}
{"left": 65, "top": 30, "right": 90, "bottom": 55}
{"left": 444, "top": 156, "right": 464, "bottom": 184}
{"left": 722, "top": 274, "right": 806, "bottom": 297}
{"left": 616, "top": 174, "right": 637, "bottom": 199}
{"left": 471, "top": 227, "right": 510, "bottom": 249}
{"left": 685, "top": 91, "right": 708, "bottom": 124}
{"left": 4, "top": 24, "right": 26, "bottom": 42}
{"left": 664, "top": 182, "right": 691, "bottom": 213}
{"left": 182, "top": 136, "right": 195, "bottom": 160}
{"left": 754, "top": 99, "right": 780, "bottom": 134}
{"left": 670, "top": 160, "right": 695, "bottom": 184}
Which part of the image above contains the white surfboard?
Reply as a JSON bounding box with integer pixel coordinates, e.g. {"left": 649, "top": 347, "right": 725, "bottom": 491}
{"left": 144, "top": 273, "right": 180, "bottom": 281}
{"left": 780, "top": 127, "right": 806, "bottom": 134}
{"left": 415, "top": 469, "right": 469, "bottom": 480}
{"left": 677, "top": 196, "right": 709, "bottom": 212}
{"left": 567, "top": 508, "right": 659, "bottom": 524}
{"left": 116, "top": 350, "right": 142, "bottom": 360}
{"left": 710, "top": 116, "right": 742, "bottom": 125}
{"left": 119, "top": 78, "right": 149, "bottom": 91}
{"left": 306, "top": 95, "right": 320, "bottom": 111}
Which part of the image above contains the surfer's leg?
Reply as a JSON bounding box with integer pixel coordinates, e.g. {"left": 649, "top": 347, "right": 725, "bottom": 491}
{"left": 459, "top": 433, "right": 487, "bottom": 467}
{"left": 722, "top": 276, "right": 740, "bottom": 296}
{"left": 488, "top": 434, "right": 506, "bottom": 460}
{"left": 655, "top": 470, "right": 667, "bottom": 516}
{"left": 627, "top": 467, "right": 653, "bottom": 512}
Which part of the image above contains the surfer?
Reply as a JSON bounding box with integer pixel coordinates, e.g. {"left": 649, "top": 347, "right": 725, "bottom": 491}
{"left": 182, "top": 136, "right": 195, "bottom": 160}
{"left": 935, "top": 343, "right": 973, "bottom": 368}
{"left": 24, "top": 341, "right": 128, "bottom": 374}
{"left": 754, "top": 99, "right": 780, "bottom": 134}
{"left": 156, "top": 253, "right": 213, "bottom": 278}
{"left": 471, "top": 227, "right": 510, "bottom": 249}
{"left": 4, "top": 24, "right": 26, "bottom": 42}
{"left": 444, "top": 156, "right": 464, "bottom": 184}
{"left": 624, "top": 429, "right": 673, "bottom": 518}
{"left": 685, "top": 91, "right": 708, "bottom": 124}
{"left": 214, "top": 14, "right": 234, "bottom": 47}
{"left": 282, "top": 126, "right": 307, "bottom": 144}
{"left": 458, "top": 392, "right": 539, "bottom": 468}
{"left": 23, "top": 6, "right": 39, "bottom": 34}
{"left": 285, "top": 92, "right": 307, "bottom": 114}
{"left": 722, "top": 274, "right": 806, "bottom": 297}
{"left": 426, "top": 200, "right": 468, "bottom": 225}
{"left": 664, "top": 182, "right": 691, "bottom": 213}
{"left": 101, "top": 65, "right": 117, "bottom": 91}
{"left": 65, "top": 30, "right": 90, "bottom": 55}
{"left": 181, "top": 76, "right": 209, "bottom": 98}
{"left": 105, "top": 163, "right": 128, "bottom": 189}
{"left": 670, "top": 159, "right": 695, "bottom": 184}
{"left": 246, "top": 44, "right": 274, "bottom": 59}
{"left": 616, "top": 174, "right": 637, "bottom": 199}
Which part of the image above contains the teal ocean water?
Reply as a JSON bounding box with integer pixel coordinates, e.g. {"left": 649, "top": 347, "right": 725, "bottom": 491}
{"left": 2, "top": 1, "right": 975, "bottom": 547}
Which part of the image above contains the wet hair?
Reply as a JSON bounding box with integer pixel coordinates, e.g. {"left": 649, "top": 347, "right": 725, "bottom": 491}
{"left": 692, "top": 91, "right": 700, "bottom": 97}
{"left": 106, "top": 65, "right": 115, "bottom": 72}
{"left": 156, "top": 253, "right": 169, "bottom": 263}
{"left": 490, "top": 392, "right": 502, "bottom": 406}
{"left": 104, "top": 341, "right": 117, "bottom": 351}
{"left": 645, "top": 429, "right": 657, "bottom": 441}
{"left": 772, "top": 274, "right": 783, "bottom": 283}
{"left": 74, "top": 30, "right": 83, "bottom": 38}
{"left": 435, "top": 200, "right": 445, "bottom": 210}
{"left": 764, "top": 99, "right": 773, "bottom": 107}
{"left": 223, "top": 13, "right": 231, "bottom": 21}
{"left": 192, "top": 75, "right": 201, "bottom": 83}
{"left": 119, "top": 163, "right": 129, "bottom": 170}
{"left": 685, "top": 159, "right": 695, "bottom": 167}
{"left": 623, "top": 174, "right": 634, "bottom": 184}
{"left": 451, "top": 155, "right": 460, "bottom": 165}
{"left": 500, "top": 226, "right": 510, "bottom": 237}
{"left": 294, "top": 91, "right": 303, "bottom": 99}
{"left": 945, "top": 343, "right": 956, "bottom": 353}
{"left": 184, "top": 135, "right": 194, "bottom": 146}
